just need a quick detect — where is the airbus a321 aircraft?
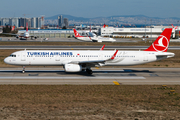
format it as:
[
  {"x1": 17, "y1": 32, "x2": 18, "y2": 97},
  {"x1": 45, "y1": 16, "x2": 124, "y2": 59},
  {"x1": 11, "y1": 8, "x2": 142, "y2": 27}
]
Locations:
[
  {"x1": 73, "y1": 29, "x2": 116, "y2": 42},
  {"x1": 4, "y1": 28, "x2": 174, "y2": 74}
]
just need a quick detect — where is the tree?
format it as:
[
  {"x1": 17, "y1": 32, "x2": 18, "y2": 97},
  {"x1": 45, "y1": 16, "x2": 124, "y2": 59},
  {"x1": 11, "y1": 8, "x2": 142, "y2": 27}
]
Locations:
[{"x1": 3, "y1": 25, "x2": 11, "y2": 33}]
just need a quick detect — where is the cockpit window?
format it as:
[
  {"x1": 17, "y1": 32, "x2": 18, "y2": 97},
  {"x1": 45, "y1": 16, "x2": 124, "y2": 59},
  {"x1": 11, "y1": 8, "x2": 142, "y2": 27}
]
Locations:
[{"x1": 9, "y1": 54, "x2": 16, "y2": 57}]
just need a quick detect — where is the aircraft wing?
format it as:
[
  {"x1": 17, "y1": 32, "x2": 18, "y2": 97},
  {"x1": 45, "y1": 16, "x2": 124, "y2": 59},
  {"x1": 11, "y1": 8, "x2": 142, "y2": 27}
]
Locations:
[
  {"x1": 0, "y1": 33, "x2": 18, "y2": 36},
  {"x1": 29, "y1": 35, "x2": 36, "y2": 37},
  {"x1": 0, "y1": 33, "x2": 26, "y2": 38},
  {"x1": 70, "y1": 60, "x2": 105, "y2": 64},
  {"x1": 68, "y1": 50, "x2": 118, "y2": 65}
]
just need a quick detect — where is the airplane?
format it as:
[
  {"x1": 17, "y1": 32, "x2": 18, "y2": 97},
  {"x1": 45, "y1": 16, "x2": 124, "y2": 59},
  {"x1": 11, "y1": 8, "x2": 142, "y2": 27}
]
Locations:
[
  {"x1": 88, "y1": 32, "x2": 116, "y2": 42},
  {"x1": 73, "y1": 29, "x2": 116, "y2": 42},
  {"x1": 4, "y1": 28, "x2": 174, "y2": 74},
  {"x1": 73, "y1": 29, "x2": 91, "y2": 42},
  {"x1": 1, "y1": 23, "x2": 37, "y2": 40}
]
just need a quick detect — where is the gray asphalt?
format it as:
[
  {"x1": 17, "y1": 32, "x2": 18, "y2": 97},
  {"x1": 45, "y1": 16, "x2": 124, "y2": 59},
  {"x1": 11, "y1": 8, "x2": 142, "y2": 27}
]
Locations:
[
  {"x1": 1, "y1": 37, "x2": 179, "y2": 50},
  {"x1": 0, "y1": 67, "x2": 179, "y2": 85},
  {"x1": 0, "y1": 37, "x2": 137, "y2": 43}
]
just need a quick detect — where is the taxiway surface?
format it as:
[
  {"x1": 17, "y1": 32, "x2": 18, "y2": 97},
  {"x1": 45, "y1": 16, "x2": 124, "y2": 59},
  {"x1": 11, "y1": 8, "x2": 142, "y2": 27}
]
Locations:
[
  {"x1": 0, "y1": 67, "x2": 179, "y2": 85},
  {"x1": 0, "y1": 37, "x2": 137, "y2": 43}
]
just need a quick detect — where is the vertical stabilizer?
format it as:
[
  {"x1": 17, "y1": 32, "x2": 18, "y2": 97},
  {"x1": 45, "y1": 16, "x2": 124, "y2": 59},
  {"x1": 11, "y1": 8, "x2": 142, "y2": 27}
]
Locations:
[
  {"x1": 26, "y1": 22, "x2": 28, "y2": 32},
  {"x1": 73, "y1": 29, "x2": 83, "y2": 37},
  {"x1": 144, "y1": 28, "x2": 172, "y2": 52}
]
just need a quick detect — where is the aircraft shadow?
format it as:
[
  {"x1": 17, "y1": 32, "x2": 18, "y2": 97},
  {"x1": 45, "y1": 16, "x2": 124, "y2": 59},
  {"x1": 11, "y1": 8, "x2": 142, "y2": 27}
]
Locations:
[{"x1": 0, "y1": 69, "x2": 153, "y2": 77}]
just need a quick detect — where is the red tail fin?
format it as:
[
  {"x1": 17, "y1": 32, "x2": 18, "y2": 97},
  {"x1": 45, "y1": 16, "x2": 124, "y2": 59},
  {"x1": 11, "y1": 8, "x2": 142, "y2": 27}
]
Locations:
[
  {"x1": 144, "y1": 28, "x2": 172, "y2": 52},
  {"x1": 73, "y1": 29, "x2": 82, "y2": 37},
  {"x1": 90, "y1": 24, "x2": 91, "y2": 32},
  {"x1": 11, "y1": 26, "x2": 15, "y2": 31},
  {"x1": 103, "y1": 24, "x2": 106, "y2": 28},
  {"x1": 26, "y1": 22, "x2": 28, "y2": 32}
]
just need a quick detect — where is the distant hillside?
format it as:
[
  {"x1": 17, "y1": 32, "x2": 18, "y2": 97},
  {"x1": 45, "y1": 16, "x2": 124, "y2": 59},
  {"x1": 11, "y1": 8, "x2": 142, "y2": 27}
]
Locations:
[
  {"x1": 45, "y1": 14, "x2": 180, "y2": 25},
  {"x1": 46, "y1": 14, "x2": 90, "y2": 21}
]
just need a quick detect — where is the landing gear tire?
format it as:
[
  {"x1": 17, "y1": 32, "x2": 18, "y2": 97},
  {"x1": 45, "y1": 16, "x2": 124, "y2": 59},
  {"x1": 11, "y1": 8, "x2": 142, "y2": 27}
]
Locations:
[
  {"x1": 22, "y1": 70, "x2": 25, "y2": 73},
  {"x1": 86, "y1": 68, "x2": 93, "y2": 75},
  {"x1": 22, "y1": 66, "x2": 25, "y2": 73}
]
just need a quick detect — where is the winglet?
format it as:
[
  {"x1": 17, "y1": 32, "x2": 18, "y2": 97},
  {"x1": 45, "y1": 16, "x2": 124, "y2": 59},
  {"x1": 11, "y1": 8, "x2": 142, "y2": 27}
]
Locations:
[
  {"x1": 111, "y1": 50, "x2": 118, "y2": 59},
  {"x1": 100, "y1": 45, "x2": 105, "y2": 50},
  {"x1": 171, "y1": 24, "x2": 178, "y2": 29}
]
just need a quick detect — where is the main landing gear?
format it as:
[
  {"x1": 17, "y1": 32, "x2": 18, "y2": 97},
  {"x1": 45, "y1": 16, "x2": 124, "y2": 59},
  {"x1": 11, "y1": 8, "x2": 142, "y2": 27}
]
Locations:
[
  {"x1": 22, "y1": 66, "x2": 25, "y2": 73},
  {"x1": 86, "y1": 68, "x2": 93, "y2": 75}
]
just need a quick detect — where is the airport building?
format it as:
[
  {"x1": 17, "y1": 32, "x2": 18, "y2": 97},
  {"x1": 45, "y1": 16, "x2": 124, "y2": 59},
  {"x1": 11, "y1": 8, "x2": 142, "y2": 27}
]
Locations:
[
  {"x1": 100, "y1": 26, "x2": 179, "y2": 39},
  {"x1": 17, "y1": 25, "x2": 179, "y2": 39},
  {"x1": 17, "y1": 29, "x2": 98, "y2": 38},
  {"x1": 18, "y1": 29, "x2": 74, "y2": 38}
]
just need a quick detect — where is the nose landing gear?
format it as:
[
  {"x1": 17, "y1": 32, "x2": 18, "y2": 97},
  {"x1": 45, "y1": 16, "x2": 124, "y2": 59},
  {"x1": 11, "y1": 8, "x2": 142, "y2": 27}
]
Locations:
[{"x1": 22, "y1": 66, "x2": 25, "y2": 73}]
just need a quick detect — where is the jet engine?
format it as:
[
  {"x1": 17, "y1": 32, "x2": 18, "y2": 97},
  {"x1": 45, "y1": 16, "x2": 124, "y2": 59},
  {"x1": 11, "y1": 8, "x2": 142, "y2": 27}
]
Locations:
[
  {"x1": 64, "y1": 64, "x2": 82, "y2": 72},
  {"x1": 16, "y1": 36, "x2": 19, "y2": 39}
]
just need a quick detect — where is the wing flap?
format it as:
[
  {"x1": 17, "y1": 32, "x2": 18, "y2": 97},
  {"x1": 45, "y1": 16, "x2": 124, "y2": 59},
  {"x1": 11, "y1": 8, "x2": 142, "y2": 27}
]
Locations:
[{"x1": 69, "y1": 60, "x2": 105, "y2": 64}]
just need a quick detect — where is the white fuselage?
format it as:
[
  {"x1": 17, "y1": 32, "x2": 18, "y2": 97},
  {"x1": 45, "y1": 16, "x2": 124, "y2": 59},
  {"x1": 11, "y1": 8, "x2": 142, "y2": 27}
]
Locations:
[
  {"x1": 91, "y1": 36, "x2": 116, "y2": 42},
  {"x1": 75, "y1": 36, "x2": 116, "y2": 42},
  {"x1": 4, "y1": 50, "x2": 174, "y2": 67},
  {"x1": 23, "y1": 32, "x2": 30, "y2": 38},
  {"x1": 75, "y1": 37, "x2": 91, "y2": 42}
]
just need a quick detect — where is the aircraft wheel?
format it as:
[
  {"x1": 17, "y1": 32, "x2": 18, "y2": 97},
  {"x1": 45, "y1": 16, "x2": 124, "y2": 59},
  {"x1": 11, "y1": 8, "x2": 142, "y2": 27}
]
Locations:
[
  {"x1": 22, "y1": 66, "x2": 25, "y2": 73},
  {"x1": 86, "y1": 69, "x2": 93, "y2": 75},
  {"x1": 22, "y1": 70, "x2": 25, "y2": 73}
]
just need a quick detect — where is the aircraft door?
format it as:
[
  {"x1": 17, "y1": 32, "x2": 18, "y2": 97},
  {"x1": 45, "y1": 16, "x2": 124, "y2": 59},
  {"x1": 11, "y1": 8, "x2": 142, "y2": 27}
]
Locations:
[
  {"x1": 21, "y1": 52, "x2": 26, "y2": 61},
  {"x1": 143, "y1": 53, "x2": 148, "y2": 61},
  {"x1": 98, "y1": 53, "x2": 104, "y2": 60},
  {"x1": 55, "y1": 55, "x2": 60, "y2": 61}
]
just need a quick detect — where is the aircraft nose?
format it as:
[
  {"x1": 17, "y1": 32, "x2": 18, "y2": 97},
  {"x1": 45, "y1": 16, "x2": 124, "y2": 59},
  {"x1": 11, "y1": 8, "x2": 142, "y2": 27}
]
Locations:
[{"x1": 4, "y1": 57, "x2": 11, "y2": 64}]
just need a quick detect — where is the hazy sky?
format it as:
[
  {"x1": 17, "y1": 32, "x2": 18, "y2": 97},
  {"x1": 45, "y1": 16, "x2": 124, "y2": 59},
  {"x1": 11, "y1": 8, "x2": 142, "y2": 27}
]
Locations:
[{"x1": 0, "y1": 0, "x2": 179, "y2": 18}]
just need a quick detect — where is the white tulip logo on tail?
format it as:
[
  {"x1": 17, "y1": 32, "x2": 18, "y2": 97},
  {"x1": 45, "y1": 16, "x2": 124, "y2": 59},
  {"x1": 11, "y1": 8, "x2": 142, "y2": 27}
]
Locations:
[
  {"x1": 144, "y1": 28, "x2": 172, "y2": 52},
  {"x1": 152, "y1": 35, "x2": 169, "y2": 52},
  {"x1": 76, "y1": 33, "x2": 79, "y2": 36},
  {"x1": 155, "y1": 37, "x2": 165, "y2": 47}
]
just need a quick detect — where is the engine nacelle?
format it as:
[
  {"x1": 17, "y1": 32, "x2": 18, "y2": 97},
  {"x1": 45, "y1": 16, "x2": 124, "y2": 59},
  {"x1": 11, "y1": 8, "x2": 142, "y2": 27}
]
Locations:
[
  {"x1": 97, "y1": 40, "x2": 102, "y2": 42},
  {"x1": 16, "y1": 36, "x2": 19, "y2": 39},
  {"x1": 64, "y1": 64, "x2": 82, "y2": 72}
]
